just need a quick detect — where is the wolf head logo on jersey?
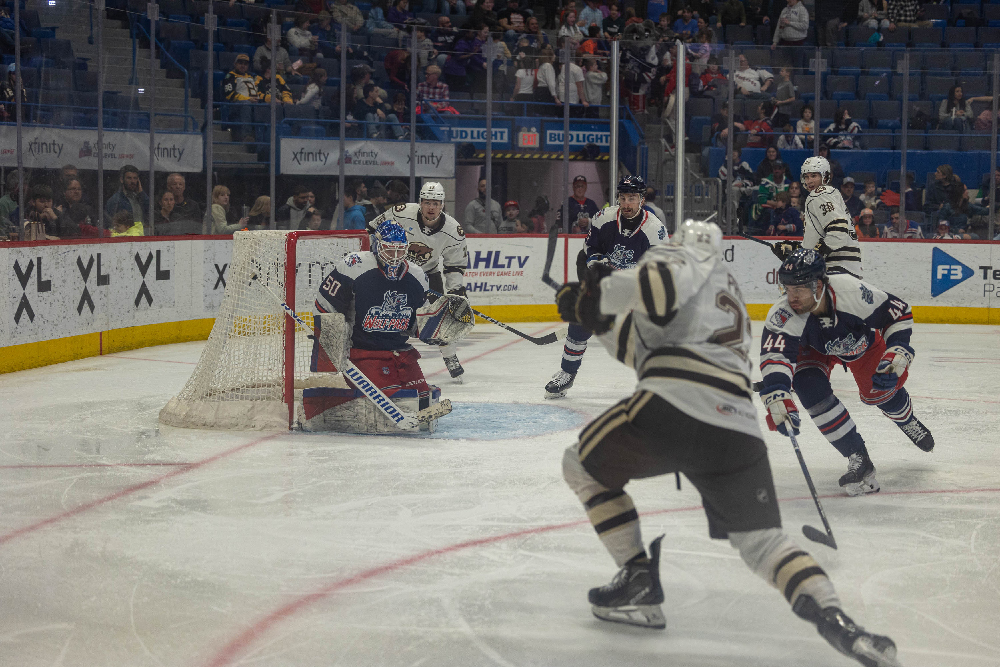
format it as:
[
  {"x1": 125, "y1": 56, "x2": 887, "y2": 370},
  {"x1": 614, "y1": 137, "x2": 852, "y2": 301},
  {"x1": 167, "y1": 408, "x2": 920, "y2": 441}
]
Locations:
[
  {"x1": 362, "y1": 291, "x2": 413, "y2": 332},
  {"x1": 606, "y1": 244, "x2": 637, "y2": 269},
  {"x1": 408, "y1": 241, "x2": 434, "y2": 265},
  {"x1": 824, "y1": 333, "x2": 869, "y2": 358}
]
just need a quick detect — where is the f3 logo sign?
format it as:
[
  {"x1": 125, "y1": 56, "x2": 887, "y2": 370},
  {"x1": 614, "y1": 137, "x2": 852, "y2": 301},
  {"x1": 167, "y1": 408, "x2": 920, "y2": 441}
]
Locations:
[{"x1": 931, "y1": 247, "x2": 973, "y2": 297}]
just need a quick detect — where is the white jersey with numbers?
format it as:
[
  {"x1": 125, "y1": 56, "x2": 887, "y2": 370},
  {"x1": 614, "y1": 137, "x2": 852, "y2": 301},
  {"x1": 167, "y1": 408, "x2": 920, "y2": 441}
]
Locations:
[
  {"x1": 368, "y1": 203, "x2": 469, "y2": 292},
  {"x1": 595, "y1": 243, "x2": 761, "y2": 438},
  {"x1": 803, "y1": 185, "x2": 863, "y2": 278}
]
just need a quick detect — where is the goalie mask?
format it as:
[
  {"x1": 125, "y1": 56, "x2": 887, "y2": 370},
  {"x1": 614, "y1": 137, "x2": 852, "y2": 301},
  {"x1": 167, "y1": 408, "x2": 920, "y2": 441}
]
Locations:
[{"x1": 371, "y1": 219, "x2": 410, "y2": 280}]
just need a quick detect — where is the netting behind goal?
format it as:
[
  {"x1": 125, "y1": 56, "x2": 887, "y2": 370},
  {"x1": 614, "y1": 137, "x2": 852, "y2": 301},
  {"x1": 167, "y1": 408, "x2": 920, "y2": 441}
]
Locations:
[{"x1": 160, "y1": 230, "x2": 368, "y2": 430}]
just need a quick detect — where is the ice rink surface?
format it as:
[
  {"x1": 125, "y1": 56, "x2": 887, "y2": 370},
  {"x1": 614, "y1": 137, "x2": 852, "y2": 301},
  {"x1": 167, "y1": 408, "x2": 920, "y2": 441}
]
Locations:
[{"x1": 1, "y1": 321, "x2": 998, "y2": 667}]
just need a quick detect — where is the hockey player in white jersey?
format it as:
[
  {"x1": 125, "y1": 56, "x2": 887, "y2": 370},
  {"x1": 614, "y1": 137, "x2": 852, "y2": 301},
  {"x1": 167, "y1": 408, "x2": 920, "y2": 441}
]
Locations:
[
  {"x1": 544, "y1": 175, "x2": 668, "y2": 398},
  {"x1": 367, "y1": 182, "x2": 471, "y2": 382},
  {"x1": 554, "y1": 220, "x2": 901, "y2": 667},
  {"x1": 771, "y1": 156, "x2": 863, "y2": 279},
  {"x1": 759, "y1": 248, "x2": 933, "y2": 496}
]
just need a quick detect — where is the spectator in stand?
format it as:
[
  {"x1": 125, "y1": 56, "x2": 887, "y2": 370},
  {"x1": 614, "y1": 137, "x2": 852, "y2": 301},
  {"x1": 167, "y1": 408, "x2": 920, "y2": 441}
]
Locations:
[
  {"x1": 311, "y1": 11, "x2": 338, "y2": 55},
  {"x1": 498, "y1": 200, "x2": 520, "y2": 233},
  {"x1": 105, "y1": 165, "x2": 149, "y2": 226},
  {"x1": 859, "y1": 179, "x2": 880, "y2": 210},
  {"x1": 881, "y1": 207, "x2": 923, "y2": 238},
  {"x1": 938, "y1": 182, "x2": 988, "y2": 235},
  {"x1": 795, "y1": 105, "x2": 815, "y2": 145},
  {"x1": 673, "y1": 7, "x2": 698, "y2": 41},
  {"x1": 470, "y1": 0, "x2": 497, "y2": 26},
  {"x1": 976, "y1": 168, "x2": 1000, "y2": 208},
  {"x1": 733, "y1": 54, "x2": 773, "y2": 98},
  {"x1": 330, "y1": 0, "x2": 365, "y2": 33},
  {"x1": 931, "y1": 220, "x2": 956, "y2": 240},
  {"x1": 341, "y1": 184, "x2": 367, "y2": 230},
  {"x1": 366, "y1": 0, "x2": 400, "y2": 39},
  {"x1": 622, "y1": 6, "x2": 642, "y2": 29},
  {"x1": 924, "y1": 164, "x2": 959, "y2": 216},
  {"x1": 255, "y1": 59, "x2": 294, "y2": 104},
  {"x1": 384, "y1": 49, "x2": 412, "y2": 92},
  {"x1": 788, "y1": 180, "x2": 803, "y2": 201},
  {"x1": 13, "y1": 185, "x2": 59, "y2": 239},
  {"x1": 719, "y1": 147, "x2": 756, "y2": 192},
  {"x1": 287, "y1": 16, "x2": 319, "y2": 61},
  {"x1": 351, "y1": 64, "x2": 388, "y2": 104},
  {"x1": 391, "y1": 92, "x2": 410, "y2": 134},
  {"x1": 110, "y1": 210, "x2": 144, "y2": 238},
  {"x1": 766, "y1": 191, "x2": 802, "y2": 236},
  {"x1": 700, "y1": 57, "x2": 727, "y2": 98},
  {"x1": 364, "y1": 182, "x2": 388, "y2": 222},
  {"x1": 253, "y1": 35, "x2": 293, "y2": 75},
  {"x1": 578, "y1": 25, "x2": 608, "y2": 58},
  {"x1": 53, "y1": 179, "x2": 96, "y2": 237},
  {"x1": 222, "y1": 54, "x2": 260, "y2": 143},
  {"x1": 418, "y1": 65, "x2": 450, "y2": 107},
  {"x1": 464, "y1": 178, "x2": 503, "y2": 233},
  {"x1": 753, "y1": 160, "x2": 791, "y2": 230},
  {"x1": 902, "y1": 173, "x2": 918, "y2": 213},
  {"x1": 0, "y1": 170, "x2": 24, "y2": 235},
  {"x1": 444, "y1": 25, "x2": 480, "y2": 94},
  {"x1": 689, "y1": 29, "x2": 712, "y2": 71},
  {"x1": 164, "y1": 173, "x2": 202, "y2": 228},
  {"x1": 754, "y1": 146, "x2": 782, "y2": 182},
  {"x1": 603, "y1": 4, "x2": 625, "y2": 39},
  {"x1": 277, "y1": 185, "x2": 315, "y2": 230},
  {"x1": 577, "y1": 0, "x2": 602, "y2": 30},
  {"x1": 886, "y1": 0, "x2": 931, "y2": 30},
  {"x1": 524, "y1": 16, "x2": 550, "y2": 49},
  {"x1": 777, "y1": 123, "x2": 803, "y2": 149},
  {"x1": 155, "y1": 191, "x2": 175, "y2": 230},
  {"x1": 582, "y1": 57, "x2": 607, "y2": 118},
  {"x1": 432, "y1": 16, "x2": 459, "y2": 70},
  {"x1": 817, "y1": 145, "x2": 844, "y2": 188},
  {"x1": 535, "y1": 45, "x2": 559, "y2": 114},
  {"x1": 386, "y1": 179, "x2": 410, "y2": 206},
  {"x1": 298, "y1": 68, "x2": 326, "y2": 110},
  {"x1": 559, "y1": 175, "x2": 600, "y2": 231},
  {"x1": 246, "y1": 196, "x2": 271, "y2": 229},
  {"x1": 0, "y1": 63, "x2": 25, "y2": 123},
  {"x1": 557, "y1": 51, "x2": 589, "y2": 117},
  {"x1": 840, "y1": 177, "x2": 864, "y2": 220},
  {"x1": 514, "y1": 217, "x2": 532, "y2": 233},
  {"x1": 205, "y1": 185, "x2": 249, "y2": 234},
  {"x1": 772, "y1": 0, "x2": 809, "y2": 51},
  {"x1": 387, "y1": 0, "x2": 415, "y2": 27},
  {"x1": 511, "y1": 55, "x2": 538, "y2": 104},
  {"x1": 528, "y1": 194, "x2": 549, "y2": 232},
  {"x1": 643, "y1": 187, "x2": 667, "y2": 223},
  {"x1": 661, "y1": 44, "x2": 692, "y2": 143},
  {"x1": 859, "y1": 0, "x2": 890, "y2": 30},
  {"x1": 744, "y1": 100, "x2": 775, "y2": 148},
  {"x1": 558, "y1": 11, "x2": 586, "y2": 49},
  {"x1": 404, "y1": 25, "x2": 437, "y2": 71},
  {"x1": 856, "y1": 208, "x2": 879, "y2": 238},
  {"x1": 823, "y1": 108, "x2": 862, "y2": 149},
  {"x1": 301, "y1": 207, "x2": 324, "y2": 231},
  {"x1": 772, "y1": 66, "x2": 795, "y2": 118},
  {"x1": 354, "y1": 83, "x2": 406, "y2": 139},
  {"x1": 815, "y1": 0, "x2": 852, "y2": 48},
  {"x1": 939, "y1": 86, "x2": 993, "y2": 134},
  {"x1": 718, "y1": 0, "x2": 747, "y2": 28},
  {"x1": 440, "y1": 0, "x2": 467, "y2": 15},
  {"x1": 744, "y1": 0, "x2": 772, "y2": 28}
]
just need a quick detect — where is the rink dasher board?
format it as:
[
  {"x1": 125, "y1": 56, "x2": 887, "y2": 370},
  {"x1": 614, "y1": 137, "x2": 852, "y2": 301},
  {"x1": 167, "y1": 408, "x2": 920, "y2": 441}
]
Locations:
[{"x1": 1, "y1": 237, "x2": 998, "y2": 374}]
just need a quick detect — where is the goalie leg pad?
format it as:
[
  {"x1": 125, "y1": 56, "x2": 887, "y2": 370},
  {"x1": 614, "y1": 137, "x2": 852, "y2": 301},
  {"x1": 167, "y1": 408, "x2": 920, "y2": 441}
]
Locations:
[
  {"x1": 315, "y1": 311, "x2": 352, "y2": 372},
  {"x1": 301, "y1": 387, "x2": 442, "y2": 433},
  {"x1": 416, "y1": 295, "x2": 475, "y2": 345}
]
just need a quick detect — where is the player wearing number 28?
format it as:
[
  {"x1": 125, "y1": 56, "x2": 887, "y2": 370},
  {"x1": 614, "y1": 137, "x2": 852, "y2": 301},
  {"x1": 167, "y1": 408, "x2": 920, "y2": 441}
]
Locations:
[
  {"x1": 555, "y1": 222, "x2": 901, "y2": 667},
  {"x1": 760, "y1": 249, "x2": 933, "y2": 497}
]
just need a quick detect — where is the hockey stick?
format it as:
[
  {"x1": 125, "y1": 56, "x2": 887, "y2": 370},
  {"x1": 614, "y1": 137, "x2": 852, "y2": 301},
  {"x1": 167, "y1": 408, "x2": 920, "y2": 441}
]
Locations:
[
  {"x1": 788, "y1": 432, "x2": 838, "y2": 550},
  {"x1": 428, "y1": 290, "x2": 567, "y2": 345},
  {"x1": 250, "y1": 274, "x2": 452, "y2": 430},
  {"x1": 739, "y1": 231, "x2": 777, "y2": 249},
  {"x1": 540, "y1": 221, "x2": 563, "y2": 291}
]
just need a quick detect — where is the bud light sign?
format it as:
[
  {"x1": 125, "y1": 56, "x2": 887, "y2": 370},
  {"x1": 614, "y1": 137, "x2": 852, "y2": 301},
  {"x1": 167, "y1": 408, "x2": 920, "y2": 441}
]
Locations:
[
  {"x1": 543, "y1": 124, "x2": 611, "y2": 151},
  {"x1": 448, "y1": 125, "x2": 511, "y2": 148}
]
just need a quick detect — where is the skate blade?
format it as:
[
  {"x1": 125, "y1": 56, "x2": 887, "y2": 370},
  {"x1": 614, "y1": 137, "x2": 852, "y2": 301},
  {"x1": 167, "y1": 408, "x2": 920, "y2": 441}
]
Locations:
[
  {"x1": 843, "y1": 473, "x2": 880, "y2": 497},
  {"x1": 544, "y1": 390, "x2": 567, "y2": 399},
  {"x1": 851, "y1": 636, "x2": 901, "y2": 667},
  {"x1": 591, "y1": 604, "x2": 666, "y2": 630}
]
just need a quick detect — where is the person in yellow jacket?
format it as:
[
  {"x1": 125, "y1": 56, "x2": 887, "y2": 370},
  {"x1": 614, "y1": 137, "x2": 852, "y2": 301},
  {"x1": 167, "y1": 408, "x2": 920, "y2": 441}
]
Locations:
[
  {"x1": 254, "y1": 58, "x2": 294, "y2": 104},
  {"x1": 110, "y1": 210, "x2": 144, "y2": 237},
  {"x1": 222, "y1": 53, "x2": 260, "y2": 142}
]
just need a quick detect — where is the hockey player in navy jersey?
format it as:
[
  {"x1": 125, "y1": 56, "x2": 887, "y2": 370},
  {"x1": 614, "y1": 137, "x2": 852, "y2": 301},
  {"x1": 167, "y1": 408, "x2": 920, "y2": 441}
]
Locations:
[
  {"x1": 302, "y1": 219, "x2": 472, "y2": 432},
  {"x1": 544, "y1": 175, "x2": 668, "y2": 398},
  {"x1": 760, "y1": 249, "x2": 933, "y2": 496}
]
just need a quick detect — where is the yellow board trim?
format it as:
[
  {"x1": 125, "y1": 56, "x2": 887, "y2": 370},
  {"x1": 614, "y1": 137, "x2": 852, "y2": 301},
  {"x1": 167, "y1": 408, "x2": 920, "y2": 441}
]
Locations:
[{"x1": 472, "y1": 303, "x2": 560, "y2": 322}]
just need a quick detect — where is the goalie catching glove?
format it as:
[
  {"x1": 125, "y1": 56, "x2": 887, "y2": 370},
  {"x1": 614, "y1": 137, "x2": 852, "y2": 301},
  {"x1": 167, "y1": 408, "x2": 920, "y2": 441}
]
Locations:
[
  {"x1": 556, "y1": 263, "x2": 615, "y2": 335},
  {"x1": 762, "y1": 388, "x2": 800, "y2": 436},
  {"x1": 872, "y1": 346, "x2": 913, "y2": 391},
  {"x1": 416, "y1": 294, "x2": 474, "y2": 345}
]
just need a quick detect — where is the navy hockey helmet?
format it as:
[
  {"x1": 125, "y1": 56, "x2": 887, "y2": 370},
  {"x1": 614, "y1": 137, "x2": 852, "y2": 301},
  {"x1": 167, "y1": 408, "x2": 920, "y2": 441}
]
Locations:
[
  {"x1": 371, "y1": 218, "x2": 409, "y2": 280},
  {"x1": 778, "y1": 248, "x2": 826, "y2": 287},
  {"x1": 617, "y1": 175, "x2": 646, "y2": 197}
]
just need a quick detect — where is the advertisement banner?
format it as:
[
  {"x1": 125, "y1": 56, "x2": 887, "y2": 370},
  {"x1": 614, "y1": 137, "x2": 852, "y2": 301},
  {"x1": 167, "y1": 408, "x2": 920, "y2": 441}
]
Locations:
[
  {"x1": 542, "y1": 122, "x2": 611, "y2": 151},
  {"x1": 280, "y1": 139, "x2": 455, "y2": 177},
  {"x1": 0, "y1": 127, "x2": 204, "y2": 172}
]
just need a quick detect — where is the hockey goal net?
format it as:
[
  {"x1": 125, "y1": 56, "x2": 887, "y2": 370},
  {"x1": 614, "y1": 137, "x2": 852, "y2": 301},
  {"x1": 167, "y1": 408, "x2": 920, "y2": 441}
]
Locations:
[{"x1": 159, "y1": 230, "x2": 369, "y2": 430}]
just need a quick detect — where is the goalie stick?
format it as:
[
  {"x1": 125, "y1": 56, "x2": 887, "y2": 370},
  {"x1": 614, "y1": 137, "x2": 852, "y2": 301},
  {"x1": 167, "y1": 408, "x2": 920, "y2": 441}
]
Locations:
[
  {"x1": 428, "y1": 290, "x2": 567, "y2": 345},
  {"x1": 250, "y1": 274, "x2": 452, "y2": 430}
]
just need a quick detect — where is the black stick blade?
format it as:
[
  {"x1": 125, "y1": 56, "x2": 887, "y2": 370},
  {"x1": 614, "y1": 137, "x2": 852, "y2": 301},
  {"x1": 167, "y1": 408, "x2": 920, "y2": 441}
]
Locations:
[{"x1": 802, "y1": 525, "x2": 837, "y2": 550}]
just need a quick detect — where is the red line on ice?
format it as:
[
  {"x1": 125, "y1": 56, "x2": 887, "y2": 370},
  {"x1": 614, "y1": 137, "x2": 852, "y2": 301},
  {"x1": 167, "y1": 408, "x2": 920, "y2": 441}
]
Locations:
[
  {"x1": 107, "y1": 356, "x2": 198, "y2": 365},
  {"x1": 201, "y1": 487, "x2": 1000, "y2": 667},
  {"x1": 0, "y1": 435, "x2": 280, "y2": 547},
  {"x1": 0, "y1": 462, "x2": 193, "y2": 469}
]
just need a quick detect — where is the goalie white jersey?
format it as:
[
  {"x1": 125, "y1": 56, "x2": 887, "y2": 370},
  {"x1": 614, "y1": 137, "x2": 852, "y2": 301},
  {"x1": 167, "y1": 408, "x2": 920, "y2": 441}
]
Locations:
[
  {"x1": 595, "y1": 243, "x2": 760, "y2": 438},
  {"x1": 803, "y1": 185, "x2": 863, "y2": 278},
  {"x1": 368, "y1": 203, "x2": 469, "y2": 292}
]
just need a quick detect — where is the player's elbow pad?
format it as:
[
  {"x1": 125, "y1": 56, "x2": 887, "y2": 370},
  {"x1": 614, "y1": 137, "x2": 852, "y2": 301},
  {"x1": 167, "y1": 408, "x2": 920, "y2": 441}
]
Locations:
[{"x1": 638, "y1": 261, "x2": 677, "y2": 326}]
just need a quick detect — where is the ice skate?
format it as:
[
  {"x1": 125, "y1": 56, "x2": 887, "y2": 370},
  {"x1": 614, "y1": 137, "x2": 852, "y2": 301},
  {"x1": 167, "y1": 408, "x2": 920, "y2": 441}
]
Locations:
[
  {"x1": 588, "y1": 536, "x2": 666, "y2": 629},
  {"x1": 443, "y1": 355, "x2": 464, "y2": 383},
  {"x1": 794, "y1": 596, "x2": 902, "y2": 667},
  {"x1": 898, "y1": 417, "x2": 934, "y2": 452},
  {"x1": 839, "y1": 452, "x2": 879, "y2": 496},
  {"x1": 544, "y1": 370, "x2": 575, "y2": 399}
]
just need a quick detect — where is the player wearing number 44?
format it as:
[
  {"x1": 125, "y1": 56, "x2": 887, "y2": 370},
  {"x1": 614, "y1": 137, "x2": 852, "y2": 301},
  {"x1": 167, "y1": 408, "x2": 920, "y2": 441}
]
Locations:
[{"x1": 760, "y1": 249, "x2": 934, "y2": 497}]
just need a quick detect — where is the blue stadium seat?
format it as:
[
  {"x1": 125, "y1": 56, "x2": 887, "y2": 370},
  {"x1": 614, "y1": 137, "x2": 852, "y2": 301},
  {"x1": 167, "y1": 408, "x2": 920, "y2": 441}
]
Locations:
[
  {"x1": 188, "y1": 49, "x2": 215, "y2": 70},
  {"x1": 169, "y1": 14, "x2": 191, "y2": 24},
  {"x1": 921, "y1": 51, "x2": 952, "y2": 76},
  {"x1": 927, "y1": 131, "x2": 961, "y2": 152},
  {"x1": 911, "y1": 27, "x2": 942, "y2": 48},
  {"x1": 891, "y1": 74, "x2": 920, "y2": 100},
  {"x1": 298, "y1": 124, "x2": 326, "y2": 138},
  {"x1": 725, "y1": 25, "x2": 753, "y2": 44},
  {"x1": 847, "y1": 25, "x2": 876, "y2": 46},
  {"x1": 40, "y1": 38, "x2": 73, "y2": 63},
  {"x1": 858, "y1": 74, "x2": 890, "y2": 100},
  {"x1": 168, "y1": 40, "x2": 196, "y2": 68},
  {"x1": 31, "y1": 27, "x2": 55, "y2": 39},
  {"x1": 902, "y1": 132, "x2": 927, "y2": 151},
  {"x1": 925, "y1": 76, "x2": 955, "y2": 103},
  {"x1": 865, "y1": 133, "x2": 894, "y2": 150},
  {"x1": 218, "y1": 51, "x2": 239, "y2": 71},
  {"x1": 961, "y1": 134, "x2": 994, "y2": 151},
  {"x1": 218, "y1": 27, "x2": 250, "y2": 49},
  {"x1": 839, "y1": 100, "x2": 870, "y2": 123},
  {"x1": 944, "y1": 27, "x2": 976, "y2": 48},
  {"x1": 226, "y1": 18, "x2": 251, "y2": 30},
  {"x1": 882, "y1": 27, "x2": 908, "y2": 49},
  {"x1": 960, "y1": 75, "x2": 989, "y2": 98},
  {"x1": 159, "y1": 22, "x2": 190, "y2": 45},
  {"x1": 833, "y1": 49, "x2": 862, "y2": 74},
  {"x1": 922, "y1": 4, "x2": 948, "y2": 21},
  {"x1": 159, "y1": 0, "x2": 187, "y2": 18},
  {"x1": 862, "y1": 49, "x2": 892, "y2": 75},
  {"x1": 40, "y1": 69, "x2": 71, "y2": 90},
  {"x1": 978, "y1": 27, "x2": 1000, "y2": 47},
  {"x1": 952, "y1": 3, "x2": 981, "y2": 19}
]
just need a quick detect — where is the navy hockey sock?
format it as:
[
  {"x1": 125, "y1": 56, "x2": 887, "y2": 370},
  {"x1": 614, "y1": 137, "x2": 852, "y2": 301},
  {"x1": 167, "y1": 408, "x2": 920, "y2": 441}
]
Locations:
[
  {"x1": 877, "y1": 389, "x2": 913, "y2": 426},
  {"x1": 561, "y1": 324, "x2": 592, "y2": 376},
  {"x1": 804, "y1": 394, "x2": 866, "y2": 457}
]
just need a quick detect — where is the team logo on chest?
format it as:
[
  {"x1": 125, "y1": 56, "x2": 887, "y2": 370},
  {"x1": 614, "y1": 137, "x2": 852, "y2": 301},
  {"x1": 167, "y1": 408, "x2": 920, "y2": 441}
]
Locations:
[
  {"x1": 363, "y1": 291, "x2": 413, "y2": 332},
  {"x1": 824, "y1": 333, "x2": 869, "y2": 358},
  {"x1": 408, "y1": 241, "x2": 434, "y2": 265},
  {"x1": 606, "y1": 244, "x2": 637, "y2": 269}
]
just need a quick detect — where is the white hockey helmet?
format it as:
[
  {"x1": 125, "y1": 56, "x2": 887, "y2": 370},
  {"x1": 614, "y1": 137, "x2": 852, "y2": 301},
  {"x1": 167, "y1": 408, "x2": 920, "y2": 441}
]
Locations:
[
  {"x1": 673, "y1": 219, "x2": 723, "y2": 258},
  {"x1": 800, "y1": 156, "x2": 832, "y2": 185},
  {"x1": 419, "y1": 181, "x2": 446, "y2": 202}
]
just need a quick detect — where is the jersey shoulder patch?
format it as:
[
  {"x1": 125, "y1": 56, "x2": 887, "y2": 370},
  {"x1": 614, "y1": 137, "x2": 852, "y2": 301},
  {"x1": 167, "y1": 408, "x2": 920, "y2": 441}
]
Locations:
[
  {"x1": 440, "y1": 213, "x2": 466, "y2": 240},
  {"x1": 339, "y1": 251, "x2": 378, "y2": 279},
  {"x1": 828, "y1": 274, "x2": 881, "y2": 318},
  {"x1": 590, "y1": 206, "x2": 619, "y2": 229},
  {"x1": 642, "y1": 216, "x2": 668, "y2": 244},
  {"x1": 764, "y1": 298, "x2": 807, "y2": 336}
]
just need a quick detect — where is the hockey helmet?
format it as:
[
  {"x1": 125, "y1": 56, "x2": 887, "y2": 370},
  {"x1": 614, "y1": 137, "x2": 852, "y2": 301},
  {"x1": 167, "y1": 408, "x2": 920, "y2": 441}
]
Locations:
[
  {"x1": 777, "y1": 248, "x2": 826, "y2": 287},
  {"x1": 800, "y1": 156, "x2": 832, "y2": 185},
  {"x1": 673, "y1": 219, "x2": 722, "y2": 258},
  {"x1": 371, "y1": 219, "x2": 410, "y2": 280},
  {"x1": 617, "y1": 175, "x2": 647, "y2": 197},
  {"x1": 419, "y1": 181, "x2": 446, "y2": 202}
]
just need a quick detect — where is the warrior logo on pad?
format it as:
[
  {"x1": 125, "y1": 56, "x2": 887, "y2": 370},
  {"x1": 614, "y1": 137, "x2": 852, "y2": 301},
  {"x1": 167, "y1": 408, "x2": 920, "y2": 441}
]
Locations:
[{"x1": 363, "y1": 291, "x2": 413, "y2": 332}]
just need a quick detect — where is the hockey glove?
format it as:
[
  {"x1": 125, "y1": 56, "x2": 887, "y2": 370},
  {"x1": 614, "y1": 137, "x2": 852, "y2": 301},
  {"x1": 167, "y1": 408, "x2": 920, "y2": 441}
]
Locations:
[
  {"x1": 556, "y1": 282, "x2": 583, "y2": 323},
  {"x1": 872, "y1": 346, "x2": 913, "y2": 391},
  {"x1": 576, "y1": 263, "x2": 615, "y2": 335},
  {"x1": 771, "y1": 239, "x2": 801, "y2": 261},
  {"x1": 762, "y1": 389, "x2": 800, "y2": 436}
]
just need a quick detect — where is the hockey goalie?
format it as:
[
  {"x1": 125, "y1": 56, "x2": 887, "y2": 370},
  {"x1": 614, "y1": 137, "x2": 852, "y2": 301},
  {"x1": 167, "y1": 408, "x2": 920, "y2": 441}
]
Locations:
[{"x1": 300, "y1": 219, "x2": 474, "y2": 433}]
